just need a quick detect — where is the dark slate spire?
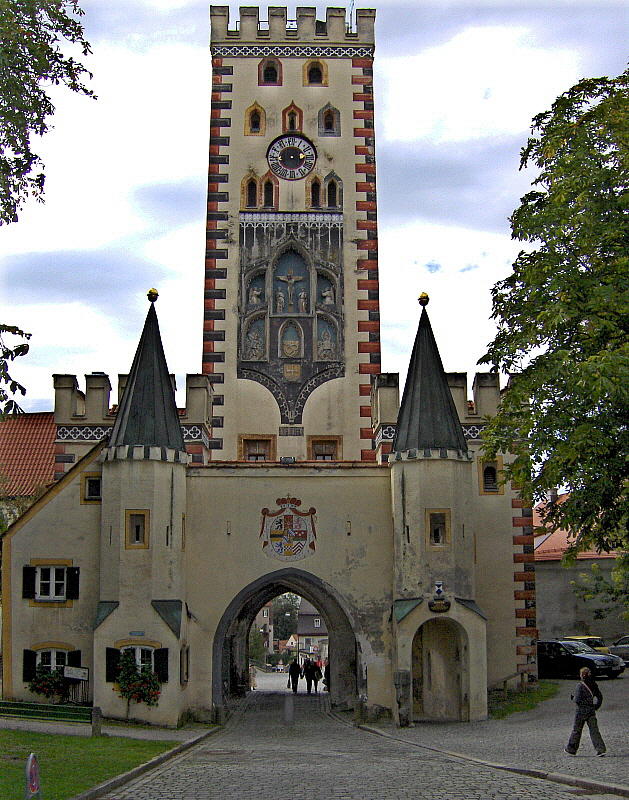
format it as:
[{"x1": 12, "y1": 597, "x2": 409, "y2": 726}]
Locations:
[
  {"x1": 393, "y1": 295, "x2": 467, "y2": 453},
  {"x1": 109, "y1": 291, "x2": 185, "y2": 451}
]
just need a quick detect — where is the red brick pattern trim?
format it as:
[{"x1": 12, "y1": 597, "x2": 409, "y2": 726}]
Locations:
[
  {"x1": 512, "y1": 499, "x2": 537, "y2": 678},
  {"x1": 202, "y1": 57, "x2": 232, "y2": 455},
  {"x1": 352, "y1": 56, "x2": 380, "y2": 461}
]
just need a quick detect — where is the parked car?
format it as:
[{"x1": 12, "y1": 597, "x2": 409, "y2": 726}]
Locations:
[
  {"x1": 609, "y1": 635, "x2": 629, "y2": 666},
  {"x1": 537, "y1": 639, "x2": 625, "y2": 679},
  {"x1": 562, "y1": 635, "x2": 609, "y2": 653}
]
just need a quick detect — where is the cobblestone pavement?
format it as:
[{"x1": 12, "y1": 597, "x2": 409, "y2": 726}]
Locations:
[
  {"x1": 103, "y1": 687, "x2": 625, "y2": 800},
  {"x1": 363, "y1": 674, "x2": 629, "y2": 792}
]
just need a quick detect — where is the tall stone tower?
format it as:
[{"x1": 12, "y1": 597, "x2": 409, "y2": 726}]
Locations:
[{"x1": 204, "y1": 6, "x2": 379, "y2": 462}]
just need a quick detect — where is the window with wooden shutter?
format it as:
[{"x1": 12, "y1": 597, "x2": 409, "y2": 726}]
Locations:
[
  {"x1": 154, "y1": 648, "x2": 169, "y2": 683},
  {"x1": 105, "y1": 647, "x2": 120, "y2": 682},
  {"x1": 66, "y1": 567, "x2": 80, "y2": 599},
  {"x1": 23, "y1": 649, "x2": 37, "y2": 682},
  {"x1": 67, "y1": 650, "x2": 82, "y2": 667},
  {"x1": 22, "y1": 566, "x2": 36, "y2": 598}
]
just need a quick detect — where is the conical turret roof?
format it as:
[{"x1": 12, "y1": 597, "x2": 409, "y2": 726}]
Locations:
[
  {"x1": 109, "y1": 297, "x2": 185, "y2": 451},
  {"x1": 393, "y1": 305, "x2": 467, "y2": 453}
]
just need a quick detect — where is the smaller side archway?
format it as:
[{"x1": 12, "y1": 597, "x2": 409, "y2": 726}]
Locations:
[{"x1": 412, "y1": 618, "x2": 466, "y2": 721}]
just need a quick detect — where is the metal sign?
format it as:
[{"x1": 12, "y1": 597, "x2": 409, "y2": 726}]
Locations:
[
  {"x1": 25, "y1": 753, "x2": 41, "y2": 799},
  {"x1": 64, "y1": 665, "x2": 89, "y2": 681}
]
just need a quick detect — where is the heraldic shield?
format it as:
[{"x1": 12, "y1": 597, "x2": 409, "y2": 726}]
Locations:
[{"x1": 260, "y1": 497, "x2": 317, "y2": 562}]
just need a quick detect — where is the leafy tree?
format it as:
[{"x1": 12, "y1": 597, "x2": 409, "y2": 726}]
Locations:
[
  {"x1": 571, "y1": 554, "x2": 629, "y2": 621},
  {"x1": 272, "y1": 592, "x2": 300, "y2": 640},
  {"x1": 1, "y1": 324, "x2": 31, "y2": 414},
  {"x1": 248, "y1": 626, "x2": 265, "y2": 663},
  {"x1": 0, "y1": 0, "x2": 95, "y2": 224},
  {"x1": 480, "y1": 67, "x2": 629, "y2": 605},
  {"x1": 116, "y1": 650, "x2": 161, "y2": 717}
]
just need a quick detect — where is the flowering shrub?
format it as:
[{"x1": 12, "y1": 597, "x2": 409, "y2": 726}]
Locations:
[
  {"x1": 29, "y1": 665, "x2": 69, "y2": 701},
  {"x1": 116, "y1": 650, "x2": 161, "y2": 714}
]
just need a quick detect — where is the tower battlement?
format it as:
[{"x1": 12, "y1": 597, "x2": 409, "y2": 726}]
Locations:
[{"x1": 210, "y1": 6, "x2": 375, "y2": 45}]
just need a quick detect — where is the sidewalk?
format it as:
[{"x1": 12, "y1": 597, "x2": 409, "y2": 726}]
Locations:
[
  {"x1": 0, "y1": 714, "x2": 211, "y2": 741},
  {"x1": 351, "y1": 677, "x2": 629, "y2": 797}
]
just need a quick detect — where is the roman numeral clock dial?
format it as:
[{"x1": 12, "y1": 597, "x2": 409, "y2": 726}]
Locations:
[{"x1": 267, "y1": 135, "x2": 317, "y2": 180}]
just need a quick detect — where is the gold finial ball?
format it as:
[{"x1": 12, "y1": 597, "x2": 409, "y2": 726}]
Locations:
[
  {"x1": 418, "y1": 292, "x2": 429, "y2": 307},
  {"x1": 147, "y1": 288, "x2": 159, "y2": 303}
]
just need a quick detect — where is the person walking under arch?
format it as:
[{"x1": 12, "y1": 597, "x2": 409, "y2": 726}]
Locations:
[
  {"x1": 303, "y1": 659, "x2": 320, "y2": 694},
  {"x1": 288, "y1": 658, "x2": 302, "y2": 694},
  {"x1": 565, "y1": 666, "x2": 606, "y2": 756}
]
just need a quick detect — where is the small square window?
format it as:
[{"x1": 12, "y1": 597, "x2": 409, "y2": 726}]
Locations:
[
  {"x1": 125, "y1": 510, "x2": 150, "y2": 549},
  {"x1": 239, "y1": 435, "x2": 276, "y2": 462},
  {"x1": 37, "y1": 648, "x2": 67, "y2": 671},
  {"x1": 262, "y1": 608, "x2": 269, "y2": 617},
  {"x1": 425, "y1": 509, "x2": 451, "y2": 549},
  {"x1": 314, "y1": 618, "x2": 321, "y2": 628},
  {"x1": 81, "y1": 472, "x2": 102, "y2": 503},
  {"x1": 478, "y1": 457, "x2": 504, "y2": 495},
  {"x1": 308, "y1": 436, "x2": 342, "y2": 461}
]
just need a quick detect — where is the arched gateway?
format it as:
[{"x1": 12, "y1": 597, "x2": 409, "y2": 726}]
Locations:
[{"x1": 213, "y1": 569, "x2": 359, "y2": 711}]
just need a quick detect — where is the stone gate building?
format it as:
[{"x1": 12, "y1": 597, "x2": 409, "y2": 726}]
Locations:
[{"x1": 1, "y1": 6, "x2": 537, "y2": 726}]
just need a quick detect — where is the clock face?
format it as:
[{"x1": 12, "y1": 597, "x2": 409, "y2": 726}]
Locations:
[{"x1": 267, "y1": 135, "x2": 317, "y2": 180}]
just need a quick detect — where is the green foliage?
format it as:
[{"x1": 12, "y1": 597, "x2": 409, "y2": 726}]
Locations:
[
  {"x1": 0, "y1": 323, "x2": 31, "y2": 413},
  {"x1": 28, "y1": 665, "x2": 69, "y2": 701},
  {"x1": 0, "y1": 0, "x2": 95, "y2": 224},
  {"x1": 248, "y1": 626, "x2": 265, "y2": 663},
  {"x1": 0, "y1": 728, "x2": 176, "y2": 800},
  {"x1": 116, "y1": 650, "x2": 161, "y2": 710},
  {"x1": 571, "y1": 554, "x2": 629, "y2": 621},
  {"x1": 272, "y1": 592, "x2": 300, "y2": 640},
  {"x1": 480, "y1": 67, "x2": 629, "y2": 600}
]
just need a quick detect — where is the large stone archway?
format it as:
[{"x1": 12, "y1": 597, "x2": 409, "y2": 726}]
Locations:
[{"x1": 212, "y1": 568, "x2": 360, "y2": 713}]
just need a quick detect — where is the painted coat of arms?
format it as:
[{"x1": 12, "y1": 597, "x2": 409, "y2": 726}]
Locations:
[{"x1": 260, "y1": 497, "x2": 317, "y2": 561}]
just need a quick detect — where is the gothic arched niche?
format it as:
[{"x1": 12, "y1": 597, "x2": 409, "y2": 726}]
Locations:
[
  {"x1": 242, "y1": 315, "x2": 266, "y2": 362},
  {"x1": 246, "y1": 270, "x2": 266, "y2": 308},
  {"x1": 316, "y1": 270, "x2": 337, "y2": 309},
  {"x1": 278, "y1": 319, "x2": 304, "y2": 359},
  {"x1": 273, "y1": 249, "x2": 309, "y2": 315},
  {"x1": 315, "y1": 315, "x2": 339, "y2": 362}
]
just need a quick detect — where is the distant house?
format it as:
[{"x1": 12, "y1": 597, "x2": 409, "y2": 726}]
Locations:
[
  {"x1": 534, "y1": 496, "x2": 623, "y2": 641},
  {"x1": 297, "y1": 599, "x2": 328, "y2": 664},
  {"x1": 253, "y1": 601, "x2": 274, "y2": 654}
]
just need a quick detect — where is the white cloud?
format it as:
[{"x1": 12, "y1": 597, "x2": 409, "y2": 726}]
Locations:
[{"x1": 380, "y1": 26, "x2": 579, "y2": 143}]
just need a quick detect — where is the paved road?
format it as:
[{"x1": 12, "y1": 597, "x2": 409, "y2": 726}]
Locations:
[{"x1": 103, "y1": 678, "x2": 626, "y2": 800}]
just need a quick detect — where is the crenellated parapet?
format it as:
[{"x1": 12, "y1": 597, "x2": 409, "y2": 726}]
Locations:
[{"x1": 210, "y1": 6, "x2": 375, "y2": 48}]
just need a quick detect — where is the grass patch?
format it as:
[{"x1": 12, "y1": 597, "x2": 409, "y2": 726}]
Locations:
[
  {"x1": 0, "y1": 729, "x2": 178, "y2": 800},
  {"x1": 489, "y1": 680, "x2": 560, "y2": 719}
]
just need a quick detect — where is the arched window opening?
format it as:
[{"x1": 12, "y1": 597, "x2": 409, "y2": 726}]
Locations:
[
  {"x1": 263, "y1": 180, "x2": 274, "y2": 208},
  {"x1": 246, "y1": 179, "x2": 257, "y2": 208},
  {"x1": 308, "y1": 63, "x2": 323, "y2": 84},
  {"x1": 483, "y1": 465, "x2": 498, "y2": 492},
  {"x1": 324, "y1": 110, "x2": 335, "y2": 131},
  {"x1": 263, "y1": 62, "x2": 278, "y2": 83},
  {"x1": 311, "y1": 179, "x2": 321, "y2": 208},
  {"x1": 327, "y1": 180, "x2": 337, "y2": 208},
  {"x1": 288, "y1": 112, "x2": 297, "y2": 131},
  {"x1": 250, "y1": 110, "x2": 261, "y2": 133}
]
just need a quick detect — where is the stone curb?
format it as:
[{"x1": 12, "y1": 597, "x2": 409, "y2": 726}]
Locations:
[
  {"x1": 68, "y1": 727, "x2": 220, "y2": 800},
  {"x1": 330, "y1": 712, "x2": 629, "y2": 799}
]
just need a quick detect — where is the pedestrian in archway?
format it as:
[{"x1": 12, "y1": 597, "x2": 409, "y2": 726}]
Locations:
[
  {"x1": 313, "y1": 661, "x2": 322, "y2": 693},
  {"x1": 565, "y1": 667, "x2": 606, "y2": 756},
  {"x1": 288, "y1": 658, "x2": 302, "y2": 694},
  {"x1": 323, "y1": 659, "x2": 330, "y2": 692},
  {"x1": 303, "y1": 658, "x2": 319, "y2": 694}
]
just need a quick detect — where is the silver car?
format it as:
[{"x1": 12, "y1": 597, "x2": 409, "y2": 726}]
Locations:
[{"x1": 609, "y1": 635, "x2": 629, "y2": 666}]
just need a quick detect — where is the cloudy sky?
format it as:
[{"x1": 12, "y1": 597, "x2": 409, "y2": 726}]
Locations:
[{"x1": 1, "y1": 0, "x2": 627, "y2": 411}]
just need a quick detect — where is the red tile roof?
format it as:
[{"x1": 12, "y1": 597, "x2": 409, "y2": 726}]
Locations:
[
  {"x1": 534, "y1": 494, "x2": 616, "y2": 561},
  {"x1": 0, "y1": 412, "x2": 57, "y2": 497}
]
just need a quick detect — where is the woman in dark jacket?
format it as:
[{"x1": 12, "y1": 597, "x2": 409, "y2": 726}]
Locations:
[{"x1": 565, "y1": 666, "x2": 606, "y2": 756}]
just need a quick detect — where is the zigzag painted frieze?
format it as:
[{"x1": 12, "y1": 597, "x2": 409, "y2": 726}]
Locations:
[{"x1": 211, "y1": 44, "x2": 374, "y2": 59}]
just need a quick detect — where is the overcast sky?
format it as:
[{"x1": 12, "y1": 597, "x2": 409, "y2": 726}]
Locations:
[{"x1": 1, "y1": 0, "x2": 627, "y2": 412}]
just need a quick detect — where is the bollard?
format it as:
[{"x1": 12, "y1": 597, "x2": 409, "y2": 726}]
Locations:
[
  {"x1": 283, "y1": 693, "x2": 294, "y2": 725},
  {"x1": 25, "y1": 752, "x2": 41, "y2": 799},
  {"x1": 91, "y1": 706, "x2": 102, "y2": 737}
]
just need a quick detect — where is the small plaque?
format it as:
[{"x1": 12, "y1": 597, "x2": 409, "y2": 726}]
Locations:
[
  {"x1": 283, "y1": 363, "x2": 301, "y2": 381},
  {"x1": 428, "y1": 598, "x2": 451, "y2": 613},
  {"x1": 129, "y1": 631, "x2": 145, "y2": 636},
  {"x1": 64, "y1": 665, "x2": 89, "y2": 681}
]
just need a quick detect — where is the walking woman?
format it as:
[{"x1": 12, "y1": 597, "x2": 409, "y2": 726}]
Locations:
[{"x1": 565, "y1": 666, "x2": 606, "y2": 756}]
